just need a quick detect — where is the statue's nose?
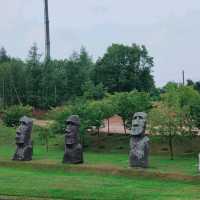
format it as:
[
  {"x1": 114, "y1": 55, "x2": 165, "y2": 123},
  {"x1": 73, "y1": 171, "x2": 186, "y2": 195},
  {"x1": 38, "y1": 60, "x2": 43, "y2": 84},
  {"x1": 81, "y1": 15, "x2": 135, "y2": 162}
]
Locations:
[
  {"x1": 133, "y1": 119, "x2": 139, "y2": 126},
  {"x1": 16, "y1": 129, "x2": 21, "y2": 135},
  {"x1": 65, "y1": 128, "x2": 70, "y2": 132},
  {"x1": 133, "y1": 118, "x2": 139, "y2": 124}
]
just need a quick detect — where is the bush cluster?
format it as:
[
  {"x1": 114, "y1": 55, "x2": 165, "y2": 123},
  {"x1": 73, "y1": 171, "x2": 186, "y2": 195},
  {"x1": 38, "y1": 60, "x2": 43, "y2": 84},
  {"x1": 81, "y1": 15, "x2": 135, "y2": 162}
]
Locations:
[
  {"x1": 2, "y1": 105, "x2": 32, "y2": 127},
  {"x1": 51, "y1": 91, "x2": 151, "y2": 136}
]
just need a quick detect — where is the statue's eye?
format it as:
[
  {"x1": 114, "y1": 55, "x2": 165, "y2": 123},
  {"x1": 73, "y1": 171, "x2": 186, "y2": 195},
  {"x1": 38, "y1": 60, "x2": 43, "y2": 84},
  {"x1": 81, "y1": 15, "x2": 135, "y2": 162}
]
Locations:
[
  {"x1": 20, "y1": 121, "x2": 26, "y2": 126},
  {"x1": 67, "y1": 122, "x2": 76, "y2": 126}
]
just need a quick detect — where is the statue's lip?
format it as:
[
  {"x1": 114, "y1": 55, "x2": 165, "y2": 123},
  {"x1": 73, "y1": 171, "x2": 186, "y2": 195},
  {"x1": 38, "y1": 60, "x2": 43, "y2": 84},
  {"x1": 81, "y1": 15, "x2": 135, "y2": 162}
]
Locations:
[
  {"x1": 16, "y1": 142, "x2": 24, "y2": 144},
  {"x1": 133, "y1": 124, "x2": 139, "y2": 127},
  {"x1": 65, "y1": 130, "x2": 71, "y2": 133}
]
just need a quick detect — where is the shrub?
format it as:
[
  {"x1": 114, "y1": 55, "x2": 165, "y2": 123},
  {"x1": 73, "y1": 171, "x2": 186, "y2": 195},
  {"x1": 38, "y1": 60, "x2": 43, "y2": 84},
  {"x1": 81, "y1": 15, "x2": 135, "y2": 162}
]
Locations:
[
  {"x1": 2, "y1": 105, "x2": 32, "y2": 127},
  {"x1": 50, "y1": 105, "x2": 73, "y2": 134}
]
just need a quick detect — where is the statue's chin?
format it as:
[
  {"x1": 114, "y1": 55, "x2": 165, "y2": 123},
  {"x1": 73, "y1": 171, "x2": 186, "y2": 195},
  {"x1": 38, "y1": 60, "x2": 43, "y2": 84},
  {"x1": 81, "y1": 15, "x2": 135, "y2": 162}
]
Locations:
[{"x1": 131, "y1": 127, "x2": 143, "y2": 136}]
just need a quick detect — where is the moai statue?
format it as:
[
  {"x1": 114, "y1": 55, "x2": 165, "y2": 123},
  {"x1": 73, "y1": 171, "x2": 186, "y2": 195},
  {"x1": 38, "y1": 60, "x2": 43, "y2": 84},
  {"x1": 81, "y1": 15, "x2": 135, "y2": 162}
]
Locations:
[
  {"x1": 63, "y1": 115, "x2": 83, "y2": 164},
  {"x1": 13, "y1": 116, "x2": 33, "y2": 161},
  {"x1": 129, "y1": 112, "x2": 149, "y2": 168}
]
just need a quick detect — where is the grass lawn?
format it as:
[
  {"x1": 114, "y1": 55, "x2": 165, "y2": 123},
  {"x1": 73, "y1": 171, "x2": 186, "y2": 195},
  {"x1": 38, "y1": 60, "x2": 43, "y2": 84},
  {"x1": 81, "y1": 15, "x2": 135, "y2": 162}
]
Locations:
[
  {"x1": 0, "y1": 122, "x2": 198, "y2": 176},
  {"x1": 0, "y1": 123, "x2": 200, "y2": 199},
  {"x1": 0, "y1": 165, "x2": 200, "y2": 200},
  {"x1": 0, "y1": 145, "x2": 199, "y2": 176}
]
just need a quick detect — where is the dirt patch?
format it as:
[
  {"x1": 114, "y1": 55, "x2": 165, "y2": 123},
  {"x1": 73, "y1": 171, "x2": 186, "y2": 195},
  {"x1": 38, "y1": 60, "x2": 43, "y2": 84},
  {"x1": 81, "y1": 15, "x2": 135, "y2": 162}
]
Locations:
[
  {"x1": 100, "y1": 115, "x2": 130, "y2": 134},
  {"x1": 32, "y1": 109, "x2": 47, "y2": 118},
  {"x1": 33, "y1": 115, "x2": 128, "y2": 134},
  {"x1": 33, "y1": 119, "x2": 54, "y2": 128}
]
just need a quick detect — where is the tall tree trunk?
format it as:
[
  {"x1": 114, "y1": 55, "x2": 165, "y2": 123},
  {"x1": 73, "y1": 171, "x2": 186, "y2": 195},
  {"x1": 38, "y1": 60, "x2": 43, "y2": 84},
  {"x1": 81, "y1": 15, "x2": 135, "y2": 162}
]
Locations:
[
  {"x1": 45, "y1": 134, "x2": 48, "y2": 152},
  {"x1": 13, "y1": 84, "x2": 22, "y2": 105},
  {"x1": 123, "y1": 119, "x2": 126, "y2": 134},
  {"x1": 2, "y1": 79, "x2": 5, "y2": 108},
  {"x1": 107, "y1": 118, "x2": 110, "y2": 134},
  {"x1": 54, "y1": 85, "x2": 57, "y2": 105},
  {"x1": 80, "y1": 134, "x2": 84, "y2": 148},
  {"x1": 169, "y1": 134, "x2": 174, "y2": 160}
]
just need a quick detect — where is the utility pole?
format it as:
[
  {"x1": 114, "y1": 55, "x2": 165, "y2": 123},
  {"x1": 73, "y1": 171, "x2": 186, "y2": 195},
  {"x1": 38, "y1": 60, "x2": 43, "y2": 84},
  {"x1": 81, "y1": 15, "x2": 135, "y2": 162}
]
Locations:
[
  {"x1": 44, "y1": 0, "x2": 50, "y2": 61},
  {"x1": 182, "y1": 70, "x2": 185, "y2": 86}
]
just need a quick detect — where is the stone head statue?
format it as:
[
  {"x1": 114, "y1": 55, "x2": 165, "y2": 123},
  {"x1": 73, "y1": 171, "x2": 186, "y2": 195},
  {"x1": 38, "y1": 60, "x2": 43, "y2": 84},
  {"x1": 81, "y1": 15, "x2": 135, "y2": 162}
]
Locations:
[
  {"x1": 15, "y1": 116, "x2": 33, "y2": 146},
  {"x1": 129, "y1": 112, "x2": 149, "y2": 168},
  {"x1": 131, "y1": 112, "x2": 147, "y2": 136},
  {"x1": 63, "y1": 115, "x2": 83, "y2": 164},
  {"x1": 13, "y1": 116, "x2": 33, "y2": 161},
  {"x1": 65, "y1": 115, "x2": 80, "y2": 145}
]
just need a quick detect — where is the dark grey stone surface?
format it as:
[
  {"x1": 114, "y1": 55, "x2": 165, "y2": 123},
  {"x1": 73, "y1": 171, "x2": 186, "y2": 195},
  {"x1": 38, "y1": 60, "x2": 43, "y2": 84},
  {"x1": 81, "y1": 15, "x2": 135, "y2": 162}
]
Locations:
[
  {"x1": 12, "y1": 116, "x2": 33, "y2": 161},
  {"x1": 63, "y1": 115, "x2": 83, "y2": 164},
  {"x1": 129, "y1": 112, "x2": 149, "y2": 168}
]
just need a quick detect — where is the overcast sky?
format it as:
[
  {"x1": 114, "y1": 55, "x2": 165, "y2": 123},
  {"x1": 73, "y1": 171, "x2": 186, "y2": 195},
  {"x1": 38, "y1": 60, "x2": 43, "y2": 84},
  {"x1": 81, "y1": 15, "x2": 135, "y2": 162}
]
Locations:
[{"x1": 0, "y1": 0, "x2": 199, "y2": 86}]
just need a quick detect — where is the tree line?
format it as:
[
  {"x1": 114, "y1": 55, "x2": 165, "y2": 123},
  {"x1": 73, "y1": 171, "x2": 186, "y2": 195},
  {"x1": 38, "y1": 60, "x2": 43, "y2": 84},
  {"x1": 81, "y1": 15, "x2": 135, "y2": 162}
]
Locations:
[{"x1": 0, "y1": 43, "x2": 155, "y2": 109}]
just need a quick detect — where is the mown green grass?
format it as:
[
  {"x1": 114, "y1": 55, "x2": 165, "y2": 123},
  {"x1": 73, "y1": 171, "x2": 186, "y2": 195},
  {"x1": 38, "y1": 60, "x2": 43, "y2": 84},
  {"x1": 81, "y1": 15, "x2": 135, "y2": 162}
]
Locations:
[
  {"x1": 0, "y1": 122, "x2": 199, "y2": 176},
  {"x1": 0, "y1": 166, "x2": 200, "y2": 200},
  {"x1": 0, "y1": 122, "x2": 200, "y2": 199},
  {"x1": 0, "y1": 145, "x2": 198, "y2": 176}
]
